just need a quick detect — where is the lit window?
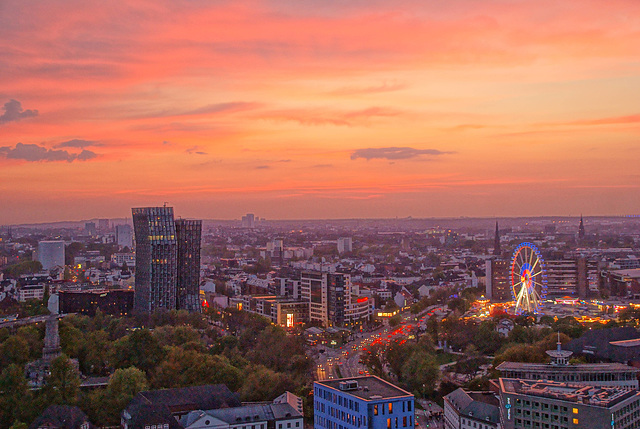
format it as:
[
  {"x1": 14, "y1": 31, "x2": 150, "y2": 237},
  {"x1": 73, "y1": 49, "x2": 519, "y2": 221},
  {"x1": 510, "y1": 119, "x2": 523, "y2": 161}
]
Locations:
[
  {"x1": 573, "y1": 408, "x2": 578, "y2": 414},
  {"x1": 387, "y1": 419, "x2": 391, "y2": 429},
  {"x1": 389, "y1": 403, "x2": 393, "y2": 413},
  {"x1": 374, "y1": 405, "x2": 378, "y2": 416},
  {"x1": 573, "y1": 418, "x2": 579, "y2": 424}
]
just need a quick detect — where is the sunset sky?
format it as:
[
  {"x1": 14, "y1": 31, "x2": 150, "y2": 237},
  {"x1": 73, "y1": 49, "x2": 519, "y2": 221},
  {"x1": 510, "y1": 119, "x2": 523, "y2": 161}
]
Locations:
[{"x1": 2, "y1": 0, "x2": 640, "y2": 224}]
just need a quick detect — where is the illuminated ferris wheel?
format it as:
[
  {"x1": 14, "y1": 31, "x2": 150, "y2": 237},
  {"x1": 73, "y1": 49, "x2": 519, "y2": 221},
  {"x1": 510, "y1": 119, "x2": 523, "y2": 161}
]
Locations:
[{"x1": 511, "y1": 242, "x2": 547, "y2": 314}]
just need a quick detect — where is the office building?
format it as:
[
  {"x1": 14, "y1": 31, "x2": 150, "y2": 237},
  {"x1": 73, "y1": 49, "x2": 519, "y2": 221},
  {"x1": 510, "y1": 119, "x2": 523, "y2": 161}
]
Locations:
[
  {"x1": 58, "y1": 289, "x2": 134, "y2": 316},
  {"x1": 486, "y1": 259, "x2": 511, "y2": 301},
  {"x1": 301, "y1": 271, "x2": 370, "y2": 328},
  {"x1": 232, "y1": 295, "x2": 309, "y2": 328},
  {"x1": 112, "y1": 252, "x2": 136, "y2": 268},
  {"x1": 37, "y1": 240, "x2": 65, "y2": 270},
  {"x1": 545, "y1": 258, "x2": 598, "y2": 298},
  {"x1": 176, "y1": 219, "x2": 202, "y2": 312},
  {"x1": 444, "y1": 389, "x2": 500, "y2": 429},
  {"x1": 314, "y1": 376, "x2": 415, "y2": 429},
  {"x1": 97, "y1": 218, "x2": 110, "y2": 232},
  {"x1": 132, "y1": 207, "x2": 202, "y2": 313},
  {"x1": 496, "y1": 341, "x2": 639, "y2": 389},
  {"x1": 85, "y1": 222, "x2": 97, "y2": 236},
  {"x1": 241, "y1": 213, "x2": 255, "y2": 228},
  {"x1": 116, "y1": 224, "x2": 133, "y2": 248},
  {"x1": 497, "y1": 378, "x2": 640, "y2": 429},
  {"x1": 337, "y1": 237, "x2": 353, "y2": 254},
  {"x1": 133, "y1": 207, "x2": 178, "y2": 312}
]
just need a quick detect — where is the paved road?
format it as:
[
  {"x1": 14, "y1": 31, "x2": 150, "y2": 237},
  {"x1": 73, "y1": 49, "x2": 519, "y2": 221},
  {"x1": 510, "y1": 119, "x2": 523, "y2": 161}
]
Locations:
[{"x1": 315, "y1": 304, "x2": 447, "y2": 380}]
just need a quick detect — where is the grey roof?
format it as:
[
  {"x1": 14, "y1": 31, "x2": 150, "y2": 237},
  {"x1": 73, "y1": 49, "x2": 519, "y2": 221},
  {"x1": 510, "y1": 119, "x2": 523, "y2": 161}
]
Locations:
[
  {"x1": 317, "y1": 376, "x2": 413, "y2": 401},
  {"x1": 124, "y1": 384, "x2": 242, "y2": 429},
  {"x1": 181, "y1": 403, "x2": 301, "y2": 427},
  {"x1": 445, "y1": 389, "x2": 500, "y2": 424},
  {"x1": 496, "y1": 361, "x2": 636, "y2": 372},
  {"x1": 133, "y1": 384, "x2": 241, "y2": 412},
  {"x1": 29, "y1": 405, "x2": 96, "y2": 429}
]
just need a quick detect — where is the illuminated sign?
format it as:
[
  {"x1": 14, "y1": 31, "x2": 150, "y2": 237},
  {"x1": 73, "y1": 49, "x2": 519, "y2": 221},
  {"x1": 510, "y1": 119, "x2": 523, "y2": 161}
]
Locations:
[
  {"x1": 505, "y1": 398, "x2": 511, "y2": 420},
  {"x1": 286, "y1": 313, "x2": 294, "y2": 328}
]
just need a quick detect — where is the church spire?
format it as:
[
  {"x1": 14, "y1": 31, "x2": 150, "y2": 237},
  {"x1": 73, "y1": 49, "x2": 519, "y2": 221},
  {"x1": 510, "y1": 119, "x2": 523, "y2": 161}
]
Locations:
[{"x1": 494, "y1": 221, "x2": 501, "y2": 256}]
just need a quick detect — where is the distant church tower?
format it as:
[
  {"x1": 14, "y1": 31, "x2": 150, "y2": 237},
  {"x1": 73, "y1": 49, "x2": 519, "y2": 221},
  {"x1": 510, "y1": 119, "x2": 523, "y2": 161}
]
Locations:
[
  {"x1": 494, "y1": 221, "x2": 501, "y2": 256},
  {"x1": 578, "y1": 215, "x2": 585, "y2": 241}
]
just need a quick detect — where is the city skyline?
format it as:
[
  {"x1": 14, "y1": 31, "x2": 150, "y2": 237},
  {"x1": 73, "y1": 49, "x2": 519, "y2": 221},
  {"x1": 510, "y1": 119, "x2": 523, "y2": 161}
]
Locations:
[{"x1": 2, "y1": 0, "x2": 640, "y2": 224}]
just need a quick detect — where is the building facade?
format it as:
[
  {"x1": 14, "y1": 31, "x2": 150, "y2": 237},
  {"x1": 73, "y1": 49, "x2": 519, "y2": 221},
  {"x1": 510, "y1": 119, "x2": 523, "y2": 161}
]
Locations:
[
  {"x1": 337, "y1": 237, "x2": 353, "y2": 254},
  {"x1": 132, "y1": 207, "x2": 202, "y2": 313},
  {"x1": 544, "y1": 258, "x2": 598, "y2": 298},
  {"x1": 116, "y1": 224, "x2": 133, "y2": 248},
  {"x1": 486, "y1": 259, "x2": 511, "y2": 302},
  {"x1": 314, "y1": 377, "x2": 415, "y2": 429},
  {"x1": 496, "y1": 342, "x2": 640, "y2": 390},
  {"x1": 133, "y1": 207, "x2": 178, "y2": 312},
  {"x1": 58, "y1": 289, "x2": 134, "y2": 316},
  {"x1": 301, "y1": 272, "x2": 370, "y2": 328},
  {"x1": 498, "y1": 378, "x2": 640, "y2": 429},
  {"x1": 175, "y1": 219, "x2": 202, "y2": 312},
  {"x1": 37, "y1": 240, "x2": 65, "y2": 270}
]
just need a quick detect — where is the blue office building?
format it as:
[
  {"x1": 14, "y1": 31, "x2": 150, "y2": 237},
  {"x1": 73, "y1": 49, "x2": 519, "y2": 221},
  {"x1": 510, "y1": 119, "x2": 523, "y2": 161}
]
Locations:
[{"x1": 314, "y1": 376, "x2": 415, "y2": 429}]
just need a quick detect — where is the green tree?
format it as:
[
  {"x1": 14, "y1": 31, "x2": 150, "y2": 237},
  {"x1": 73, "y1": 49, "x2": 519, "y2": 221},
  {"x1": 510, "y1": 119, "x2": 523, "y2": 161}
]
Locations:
[
  {"x1": 494, "y1": 344, "x2": 546, "y2": 366},
  {"x1": 96, "y1": 367, "x2": 149, "y2": 425},
  {"x1": 0, "y1": 336, "x2": 29, "y2": 370},
  {"x1": 238, "y1": 365, "x2": 296, "y2": 402},
  {"x1": 44, "y1": 354, "x2": 81, "y2": 405},
  {"x1": 151, "y1": 348, "x2": 241, "y2": 390},
  {"x1": 111, "y1": 329, "x2": 164, "y2": 374},
  {"x1": 0, "y1": 364, "x2": 30, "y2": 427},
  {"x1": 401, "y1": 350, "x2": 439, "y2": 397}
]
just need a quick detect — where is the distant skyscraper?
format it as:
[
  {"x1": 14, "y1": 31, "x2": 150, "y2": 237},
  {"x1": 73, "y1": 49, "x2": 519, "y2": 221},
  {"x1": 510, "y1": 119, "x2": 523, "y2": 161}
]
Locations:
[
  {"x1": 578, "y1": 215, "x2": 586, "y2": 241},
  {"x1": 37, "y1": 241, "x2": 65, "y2": 270},
  {"x1": 115, "y1": 224, "x2": 133, "y2": 248},
  {"x1": 493, "y1": 221, "x2": 501, "y2": 256},
  {"x1": 132, "y1": 207, "x2": 202, "y2": 313},
  {"x1": 241, "y1": 213, "x2": 255, "y2": 228},
  {"x1": 175, "y1": 219, "x2": 202, "y2": 312}
]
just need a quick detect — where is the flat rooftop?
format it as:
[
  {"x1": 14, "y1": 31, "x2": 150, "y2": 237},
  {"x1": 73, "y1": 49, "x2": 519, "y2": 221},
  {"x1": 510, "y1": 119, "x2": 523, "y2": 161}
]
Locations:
[
  {"x1": 316, "y1": 376, "x2": 413, "y2": 401},
  {"x1": 610, "y1": 338, "x2": 640, "y2": 348},
  {"x1": 496, "y1": 361, "x2": 637, "y2": 372},
  {"x1": 499, "y1": 378, "x2": 638, "y2": 408}
]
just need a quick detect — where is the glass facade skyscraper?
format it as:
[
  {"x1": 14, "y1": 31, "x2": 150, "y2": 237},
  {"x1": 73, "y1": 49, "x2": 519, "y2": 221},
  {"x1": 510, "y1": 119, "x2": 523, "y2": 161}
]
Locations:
[
  {"x1": 176, "y1": 219, "x2": 202, "y2": 312},
  {"x1": 132, "y1": 207, "x2": 201, "y2": 313}
]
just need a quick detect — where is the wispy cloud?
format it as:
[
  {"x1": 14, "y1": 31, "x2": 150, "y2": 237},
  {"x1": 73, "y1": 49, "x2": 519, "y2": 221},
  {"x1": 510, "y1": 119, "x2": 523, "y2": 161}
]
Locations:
[
  {"x1": 0, "y1": 100, "x2": 38, "y2": 125},
  {"x1": 260, "y1": 106, "x2": 401, "y2": 126},
  {"x1": 350, "y1": 147, "x2": 454, "y2": 161},
  {"x1": 185, "y1": 146, "x2": 208, "y2": 155},
  {"x1": 330, "y1": 82, "x2": 407, "y2": 96},
  {"x1": 54, "y1": 139, "x2": 100, "y2": 149},
  {"x1": 0, "y1": 143, "x2": 97, "y2": 162}
]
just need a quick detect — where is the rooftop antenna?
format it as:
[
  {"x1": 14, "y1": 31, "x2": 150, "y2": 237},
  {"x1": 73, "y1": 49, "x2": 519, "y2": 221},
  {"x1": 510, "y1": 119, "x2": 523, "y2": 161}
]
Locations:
[{"x1": 163, "y1": 201, "x2": 168, "y2": 208}]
